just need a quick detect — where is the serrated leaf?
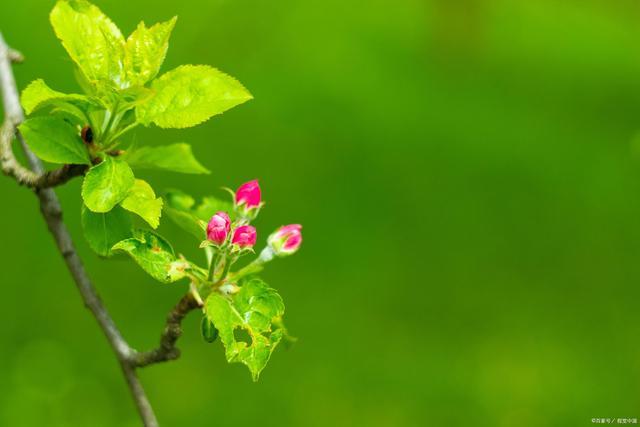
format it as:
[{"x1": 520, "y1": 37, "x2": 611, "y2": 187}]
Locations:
[
  {"x1": 124, "y1": 17, "x2": 176, "y2": 86},
  {"x1": 19, "y1": 116, "x2": 90, "y2": 165},
  {"x1": 124, "y1": 143, "x2": 209, "y2": 174},
  {"x1": 136, "y1": 65, "x2": 252, "y2": 129},
  {"x1": 81, "y1": 204, "x2": 133, "y2": 256},
  {"x1": 21, "y1": 79, "x2": 97, "y2": 116},
  {"x1": 205, "y1": 278, "x2": 285, "y2": 381},
  {"x1": 50, "y1": 0, "x2": 125, "y2": 87},
  {"x1": 112, "y1": 230, "x2": 185, "y2": 283},
  {"x1": 82, "y1": 156, "x2": 135, "y2": 213},
  {"x1": 163, "y1": 190, "x2": 234, "y2": 240},
  {"x1": 121, "y1": 179, "x2": 163, "y2": 228},
  {"x1": 119, "y1": 86, "x2": 154, "y2": 108}
]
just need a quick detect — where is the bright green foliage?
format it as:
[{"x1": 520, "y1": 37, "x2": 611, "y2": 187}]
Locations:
[
  {"x1": 136, "y1": 65, "x2": 252, "y2": 128},
  {"x1": 82, "y1": 157, "x2": 135, "y2": 212},
  {"x1": 205, "y1": 278, "x2": 285, "y2": 381},
  {"x1": 18, "y1": 116, "x2": 90, "y2": 165},
  {"x1": 112, "y1": 230, "x2": 185, "y2": 283},
  {"x1": 81, "y1": 205, "x2": 133, "y2": 256},
  {"x1": 164, "y1": 189, "x2": 234, "y2": 240},
  {"x1": 20, "y1": 79, "x2": 97, "y2": 115},
  {"x1": 124, "y1": 18, "x2": 177, "y2": 86},
  {"x1": 18, "y1": 0, "x2": 289, "y2": 383},
  {"x1": 124, "y1": 143, "x2": 209, "y2": 174},
  {"x1": 121, "y1": 179, "x2": 163, "y2": 229},
  {"x1": 50, "y1": 0, "x2": 125, "y2": 87},
  {"x1": 22, "y1": 0, "x2": 252, "y2": 250}
]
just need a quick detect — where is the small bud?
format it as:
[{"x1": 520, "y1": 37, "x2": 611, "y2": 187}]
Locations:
[
  {"x1": 232, "y1": 225, "x2": 257, "y2": 248},
  {"x1": 81, "y1": 125, "x2": 93, "y2": 144},
  {"x1": 201, "y1": 316, "x2": 219, "y2": 343},
  {"x1": 235, "y1": 180, "x2": 262, "y2": 217},
  {"x1": 268, "y1": 224, "x2": 302, "y2": 257},
  {"x1": 218, "y1": 282, "x2": 240, "y2": 295},
  {"x1": 206, "y1": 211, "x2": 231, "y2": 245}
]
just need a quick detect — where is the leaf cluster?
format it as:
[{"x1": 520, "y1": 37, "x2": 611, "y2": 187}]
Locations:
[{"x1": 19, "y1": 0, "x2": 291, "y2": 381}]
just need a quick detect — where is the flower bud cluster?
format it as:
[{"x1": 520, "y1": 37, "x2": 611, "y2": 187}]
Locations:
[{"x1": 203, "y1": 180, "x2": 302, "y2": 285}]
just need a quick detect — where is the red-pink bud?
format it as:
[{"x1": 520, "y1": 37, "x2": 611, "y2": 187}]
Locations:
[
  {"x1": 235, "y1": 180, "x2": 261, "y2": 209},
  {"x1": 206, "y1": 211, "x2": 231, "y2": 245},
  {"x1": 268, "y1": 224, "x2": 302, "y2": 256},
  {"x1": 232, "y1": 225, "x2": 257, "y2": 248}
]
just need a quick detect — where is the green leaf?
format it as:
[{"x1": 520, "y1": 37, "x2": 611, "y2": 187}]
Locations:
[
  {"x1": 163, "y1": 190, "x2": 234, "y2": 240},
  {"x1": 205, "y1": 278, "x2": 285, "y2": 381},
  {"x1": 50, "y1": 102, "x2": 91, "y2": 126},
  {"x1": 50, "y1": 0, "x2": 125, "y2": 86},
  {"x1": 165, "y1": 189, "x2": 195, "y2": 211},
  {"x1": 18, "y1": 116, "x2": 90, "y2": 165},
  {"x1": 121, "y1": 179, "x2": 163, "y2": 229},
  {"x1": 124, "y1": 143, "x2": 209, "y2": 174},
  {"x1": 194, "y1": 196, "x2": 234, "y2": 221},
  {"x1": 163, "y1": 206, "x2": 204, "y2": 241},
  {"x1": 112, "y1": 230, "x2": 185, "y2": 283},
  {"x1": 81, "y1": 204, "x2": 133, "y2": 256},
  {"x1": 20, "y1": 79, "x2": 96, "y2": 116},
  {"x1": 137, "y1": 65, "x2": 252, "y2": 128},
  {"x1": 82, "y1": 156, "x2": 135, "y2": 213},
  {"x1": 124, "y1": 17, "x2": 177, "y2": 86}
]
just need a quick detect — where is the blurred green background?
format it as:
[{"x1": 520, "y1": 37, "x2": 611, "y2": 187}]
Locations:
[{"x1": 2, "y1": 0, "x2": 640, "y2": 425}]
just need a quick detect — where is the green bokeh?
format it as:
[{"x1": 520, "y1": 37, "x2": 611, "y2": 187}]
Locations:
[{"x1": 2, "y1": 0, "x2": 640, "y2": 425}]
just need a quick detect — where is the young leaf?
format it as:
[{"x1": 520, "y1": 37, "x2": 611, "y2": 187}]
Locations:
[
  {"x1": 18, "y1": 116, "x2": 90, "y2": 165},
  {"x1": 163, "y1": 190, "x2": 202, "y2": 239},
  {"x1": 124, "y1": 17, "x2": 177, "y2": 86},
  {"x1": 121, "y1": 179, "x2": 163, "y2": 229},
  {"x1": 163, "y1": 190, "x2": 234, "y2": 240},
  {"x1": 82, "y1": 156, "x2": 135, "y2": 213},
  {"x1": 136, "y1": 65, "x2": 252, "y2": 129},
  {"x1": 112, "y1": 230, "x2": 185, "y2": 283},
  {"x1": 50, "y1": 0, "x2": 125, "y2": 86},
  {"x1": 205, "y1": 278, "x2": 285, "y2": 381},
  {"x1": 50, "y1": 102, "x2": 92, "y2": 126},
  {"x1": 21, "y1": 79, "x2": 97, "y2": 116},
  {"x1": 165, "y1": 189, "x2": 195, "y2": 211},
  {"x1": 195, "y1": 196, "x2": 234, "y2": 221},
  {"x1": 81, "y1": 204, "x2": 133, "y2": 256},
  {"x1": 124, "y1": 143, "x2": 209, "y2": 174}
]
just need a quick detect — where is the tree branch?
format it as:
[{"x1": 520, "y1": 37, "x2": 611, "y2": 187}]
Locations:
[
  {"x1": 1, "y1": 112, "x2": 87, "y2": 188},
  {"x1": 0, "y1": 31, "x2": 203, "y2": 427},
  {"x1": 0, "y1": 43, "x2": 85, "y2": 190},
  {"x1": 135, "y1": 293, "x2": 201, "y2": 367},
  {"x1": 0, "y1": 32, "x2": 165, "y2": 427}
]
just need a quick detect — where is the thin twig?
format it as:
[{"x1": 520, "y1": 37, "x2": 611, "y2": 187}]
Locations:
[
  {"x1": 1, "y1": 110, "x2": 87, "y2": 189},
  {"x1": 135, "y1": 293, "x2": 201, "y2": 367}
]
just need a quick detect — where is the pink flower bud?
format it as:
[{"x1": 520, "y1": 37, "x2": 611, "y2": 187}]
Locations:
[
  {"x1": 268, "y1": 224, "x2": 302, "y2": 256},
  {"x1": 206, "y1": 211, "x2": 231, "y2": 245},
  {"x1": 235, "y1": 180, "x2": 261, "y2": 211},
  {"x1": 232, "y1": 225, "x2": 257, "y2": 248}
]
